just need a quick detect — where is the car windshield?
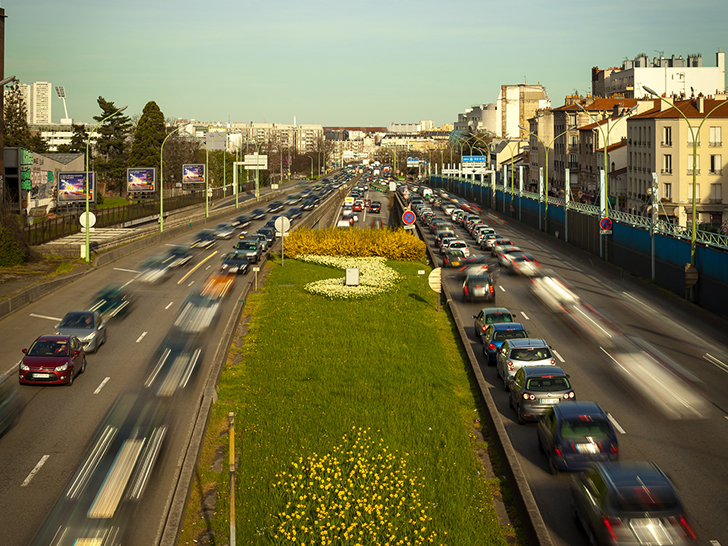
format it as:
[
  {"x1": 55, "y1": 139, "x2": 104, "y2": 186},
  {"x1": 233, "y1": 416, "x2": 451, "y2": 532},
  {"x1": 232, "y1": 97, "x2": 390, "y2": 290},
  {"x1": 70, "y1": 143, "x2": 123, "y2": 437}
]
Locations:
[
  {"x1": 58, "y1": 313, "x2": 94, "y2": 329},
  {"x1": 486, "y1": 314, "x2": 513, "y2": 324},
  {"x1": 559, "y1": 418, "x2": 612, "y2": 439},
  {"x1": 611, "y1": 484, "x2": 680, "y2": 512},
  {"x1": 28, "y1": 339, "x2": 69, "y2": 356},
  {"x1": 237, "y1": 242, "x2": 257, "y2": 250},
  {"x1": 525, "y1": 377, "x2": 570, "y2": 392},
  {"x1": 223, "y1": 253, "x2": 241, "y2": 261},
  {"x1": 494, "y1": 330, "x2": 527, "y2": 342},
  {"x1": 510, "y1": 347, "x2": 551, "y2": 361}
]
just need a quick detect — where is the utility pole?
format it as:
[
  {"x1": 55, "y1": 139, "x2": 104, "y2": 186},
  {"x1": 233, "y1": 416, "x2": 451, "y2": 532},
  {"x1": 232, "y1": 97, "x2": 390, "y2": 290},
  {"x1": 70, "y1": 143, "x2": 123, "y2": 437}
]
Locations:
[{"x1": 0, "y1": 8, "x2": 7, "y2": 201}]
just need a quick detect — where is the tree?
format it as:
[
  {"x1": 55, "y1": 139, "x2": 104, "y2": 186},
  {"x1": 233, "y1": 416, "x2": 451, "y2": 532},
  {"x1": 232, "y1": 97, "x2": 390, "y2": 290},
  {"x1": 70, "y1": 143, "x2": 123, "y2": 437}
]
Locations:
[
  {"x1": 57, "y1": 124, "x2": 90, "y2": 154},
  {"x1": 93, "y1": 97, "x2": 132, "y2": 196},
  {"x1": 161, "y1": 134, "x2": 203, "y2": 189},
  {"x1": 128, "y1": 101, "x2": 166, "y2": 175},
  {"x1": 28, "y1": 133, "x2": 50, "y2": 153},
  {"x1": 3, "y1": 83, "x2": 32, "y2": 148}
]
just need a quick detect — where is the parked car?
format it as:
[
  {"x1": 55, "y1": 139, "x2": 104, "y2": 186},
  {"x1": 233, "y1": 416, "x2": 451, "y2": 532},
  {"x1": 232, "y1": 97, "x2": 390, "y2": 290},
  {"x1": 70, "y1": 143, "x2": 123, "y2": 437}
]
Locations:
[
  {"x1": 570, "y1": 461, "x2": 696, "y2": 544},
  {"x1": 482, "y1": 322, "x2": 529, "y2": 365},
  {"x1": 508, "y1": 366, "x2": 574, "y2": 423},
  {"x1": 55, "y1": 310, "x2": 107, "y2": 353},
  {"x1": 473, "y1": 307, "x2": 517, "y2": 341},
  {"x1": 233, "y1": 238, "x2": 263, "y2": 264},
  {"x1": 19, "y1": 334, "x2": 86, "y2": 386},
  {"x1": 462, "y1": 270, "x2": 496, "y2": 303},
  {"x1": 496, "y1": 338, "x2": 555, "y2": 389},
  {"x1": 538, "y1": 401, "x2": 619, "y2": 474},
  {"x1": 220, "y1": 251, "x2": 250, "y2": 275}
]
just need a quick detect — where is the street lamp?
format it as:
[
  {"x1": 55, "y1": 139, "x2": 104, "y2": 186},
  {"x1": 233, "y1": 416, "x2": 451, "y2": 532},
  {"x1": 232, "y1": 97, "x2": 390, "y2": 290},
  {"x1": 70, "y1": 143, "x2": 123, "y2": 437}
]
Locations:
[
  {"x1": 308, "y1": 155, "x2": 314, "y2": 179},
  {"x1": 85, "y1": 105, "x2": 127, "y2": 263},
  {"x1": 643, "y1": 86, "x2": 726, "y2": 285},
  {"x1": 519, "y1": 123, "x2": 570, "y2": 234},
  {"x1": 160, "y1": 125, "x2": 183, "y2": 232}
]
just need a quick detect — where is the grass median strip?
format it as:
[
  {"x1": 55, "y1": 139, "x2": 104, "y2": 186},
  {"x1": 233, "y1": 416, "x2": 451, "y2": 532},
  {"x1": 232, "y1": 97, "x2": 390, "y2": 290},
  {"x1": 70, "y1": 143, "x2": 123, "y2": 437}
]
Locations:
[{"x1": 179, "y1": 255, "x2": 522, "y2": 545}]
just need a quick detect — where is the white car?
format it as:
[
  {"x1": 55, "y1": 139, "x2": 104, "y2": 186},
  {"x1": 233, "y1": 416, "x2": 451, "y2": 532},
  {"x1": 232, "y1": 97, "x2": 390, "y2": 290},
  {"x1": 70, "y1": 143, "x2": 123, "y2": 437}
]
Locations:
[{"x1": 444, "y1": 240, "x2": 470, "y2": 258}]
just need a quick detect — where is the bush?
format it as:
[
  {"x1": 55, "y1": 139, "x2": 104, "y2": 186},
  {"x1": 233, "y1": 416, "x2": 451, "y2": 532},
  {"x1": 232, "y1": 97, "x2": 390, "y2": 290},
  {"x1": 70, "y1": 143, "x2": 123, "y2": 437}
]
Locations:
[
  {"x1": 0, "y1": 218, "x2": 29, "y2": 266},
  {"x1": 285, "y1": 227, "x2": 426, "y2": 261}
]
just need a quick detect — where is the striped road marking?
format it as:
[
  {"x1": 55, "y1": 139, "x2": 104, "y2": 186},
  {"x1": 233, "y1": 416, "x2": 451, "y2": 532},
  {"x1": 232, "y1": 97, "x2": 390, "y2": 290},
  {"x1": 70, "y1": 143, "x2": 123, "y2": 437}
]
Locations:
[
  {"x1": 607, "y1": 413, "x2": 626, "y2": 435},
  {"x1": 22, "y1": 455, "x2": 50, "y2": 487},
  {"x1": 136, "y1": 332, "x2": 147, "y2": 343},
  {"x1": 552, "y1": 350, "x2": 565, "y2": 363},
  {"x1": 521, "y1": 312, "x2": 530, "y2": 320},
  {"x1": 93, "y1": 377, "x2": 110, "y2": 395}
]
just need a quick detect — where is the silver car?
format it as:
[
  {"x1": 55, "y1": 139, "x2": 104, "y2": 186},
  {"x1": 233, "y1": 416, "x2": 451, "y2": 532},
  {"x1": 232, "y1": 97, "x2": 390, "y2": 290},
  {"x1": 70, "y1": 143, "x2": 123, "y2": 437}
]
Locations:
[
  {"x1": 55, "y1": 311, "x2": 107, "y2": 353},
  {"x1": 496, "y1": 338, "x2": 556, "y2": 390}
]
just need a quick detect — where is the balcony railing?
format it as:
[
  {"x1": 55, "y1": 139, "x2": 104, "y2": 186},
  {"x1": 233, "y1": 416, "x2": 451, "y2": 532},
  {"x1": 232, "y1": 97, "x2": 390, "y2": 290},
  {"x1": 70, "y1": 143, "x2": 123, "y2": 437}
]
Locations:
[
  {"x1": 709, "y1": 197, "x2": 723, "y2": 203},
  {"x1": 661, "y1": 141, "x2": 673, "y2": 147},
  {"x1": 661, "y1": 169, "x2": 673, "y2": 174},
  {"x1": 710, "y1": 169, "x2": 723, "y2": 176},
  {"x1": 687, "y1": 169, "x2": 701, "y2": 175},
  {"x1": 709, "y1": 141, "x2": 722, "y2": 147}
]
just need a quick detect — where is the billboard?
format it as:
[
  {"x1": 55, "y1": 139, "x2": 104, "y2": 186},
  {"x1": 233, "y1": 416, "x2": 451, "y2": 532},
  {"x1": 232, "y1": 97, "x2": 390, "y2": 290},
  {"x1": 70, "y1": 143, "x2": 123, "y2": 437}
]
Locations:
[
  {"x1": 127, "y1": 168, "x2": 156, "y2": 193},
  {"x1": 58, "y1": 172, "x2": 95, "y2": 202},
  {"x1": 183, "y1": 164, "x2": 205, "y2": 183}
]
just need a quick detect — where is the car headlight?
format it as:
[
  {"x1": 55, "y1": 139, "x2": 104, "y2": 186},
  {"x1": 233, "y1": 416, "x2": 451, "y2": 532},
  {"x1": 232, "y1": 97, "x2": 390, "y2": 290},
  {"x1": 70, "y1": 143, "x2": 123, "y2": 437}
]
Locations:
[
  {"x1": 55, "y1": 364, "x2": 68, "y2": 371},
  {"x1": 82, "y1": 332, "x2": 97, "y2": 341},
  {"x1": 222, "y1": 264, "x2": 229, "y2": 269},
  {"x1": 230, "y1": 266, "x2": 239, "y2": 273},
  {"x1": 20, "y1": 363, "x2": 30, "y2": 371}
]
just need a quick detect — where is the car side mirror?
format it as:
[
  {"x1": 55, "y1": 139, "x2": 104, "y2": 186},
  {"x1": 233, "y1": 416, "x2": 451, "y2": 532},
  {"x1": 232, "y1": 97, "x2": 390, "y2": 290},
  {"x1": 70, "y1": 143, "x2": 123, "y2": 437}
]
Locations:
[
  {"x1": 22, "y1": 348, "x2": 27, "y2": 354},
  {"x1": 54, "y1": 323, "x2": 59, "y2": 329},
  {"x1": 73, "y1": 350, "x2": 80, "y2": 356}
]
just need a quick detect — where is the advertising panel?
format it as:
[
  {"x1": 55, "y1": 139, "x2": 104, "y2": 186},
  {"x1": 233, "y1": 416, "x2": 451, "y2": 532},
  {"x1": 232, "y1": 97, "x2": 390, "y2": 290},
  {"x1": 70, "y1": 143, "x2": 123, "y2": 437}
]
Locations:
[
  {"x1": 183, "y1": 164, "x2": 205, "y2": 184},
  {"x1": 127, "y1": 168, "x2": 156, "y2": 193},
  {"x1": 58, "y1": 172, "x2": 95, "y2": 202}
]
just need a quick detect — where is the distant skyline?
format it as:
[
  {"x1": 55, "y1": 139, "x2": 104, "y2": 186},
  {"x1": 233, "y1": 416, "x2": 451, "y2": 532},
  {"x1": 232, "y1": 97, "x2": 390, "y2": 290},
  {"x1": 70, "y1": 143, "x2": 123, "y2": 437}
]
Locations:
[{"x1": 4, "y1": 0, "x2": 727, "y2": 127}]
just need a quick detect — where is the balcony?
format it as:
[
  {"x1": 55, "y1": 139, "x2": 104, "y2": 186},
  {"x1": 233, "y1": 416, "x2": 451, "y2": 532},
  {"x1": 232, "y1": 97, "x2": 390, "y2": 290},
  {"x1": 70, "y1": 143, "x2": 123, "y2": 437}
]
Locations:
[
  {"x1": 661, "y1": 141, "x2": 673, "y2": 147},
  {"x1": 709, "y1": 141, "x2": 722, "y2": 147},
  {"x1": 687, "y1": 169, "x2": 701, "y2": 175},
  {"x1": 660, "y1": 169, "x2": 673, "y2": 175},
  {"x1": 709, "y1": 169, "x2": 723, "y2": 176},
  {"x1": 709, "y1": 197, "x2": 723, "y2": 203}
]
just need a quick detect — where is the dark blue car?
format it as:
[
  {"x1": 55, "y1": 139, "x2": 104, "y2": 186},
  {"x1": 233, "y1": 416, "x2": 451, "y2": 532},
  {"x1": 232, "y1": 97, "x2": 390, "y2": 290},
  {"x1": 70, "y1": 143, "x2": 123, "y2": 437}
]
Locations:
[
  {"x1": 482, "y1": 322, "x2": 528, "y2": 365},
  {"x1": 536, "y1": 401, "x2": 619, "y2": 474}
]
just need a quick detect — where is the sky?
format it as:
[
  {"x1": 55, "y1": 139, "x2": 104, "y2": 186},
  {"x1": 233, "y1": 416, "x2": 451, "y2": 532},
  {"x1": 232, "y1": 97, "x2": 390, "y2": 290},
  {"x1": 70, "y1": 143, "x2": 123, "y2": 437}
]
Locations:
[{"x1": 4, "y1": 0, "x2": 727, "y2": 128}]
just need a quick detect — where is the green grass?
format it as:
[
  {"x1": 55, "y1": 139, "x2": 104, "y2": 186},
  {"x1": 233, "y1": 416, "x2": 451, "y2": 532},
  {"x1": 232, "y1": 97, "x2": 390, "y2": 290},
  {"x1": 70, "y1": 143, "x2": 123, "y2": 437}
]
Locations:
[
  {"x1": 180, "y1": 256, "x2": 516, "y2": 545},
  {"x1": 97, "y1": 196, "x2": 129, "y2": 209}
]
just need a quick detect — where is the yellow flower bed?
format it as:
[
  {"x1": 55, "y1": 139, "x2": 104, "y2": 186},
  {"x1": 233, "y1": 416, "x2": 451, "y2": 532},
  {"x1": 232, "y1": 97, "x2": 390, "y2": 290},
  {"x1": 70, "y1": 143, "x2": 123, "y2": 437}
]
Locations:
[
  {"x1": 286, "y1": 228, "x2": 426, "y2": 262},
  {"x1": 270, "y1": 427, "x2": 439, "y2": 545}
]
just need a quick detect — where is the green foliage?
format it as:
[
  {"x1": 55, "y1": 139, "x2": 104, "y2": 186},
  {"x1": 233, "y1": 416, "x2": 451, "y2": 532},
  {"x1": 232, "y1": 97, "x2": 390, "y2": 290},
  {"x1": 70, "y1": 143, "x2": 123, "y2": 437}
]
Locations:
[
  {"x1": 129, "y1": 101, "x2": 166, "y2": 172},
  {"x1": 93, "y1": 97, "x2": 133, "y2": 195},
  {"x1": 0, "y1": 219, "x2": 29, "y2": 266},
  {"x1": 56, "y1": 124, "x2": 90, "y2": 154},
  {"x1": 3, "y1": 83, "x2": 32, "y2": 149},
  {"x1": 286, "y1": 227, "x2": 427, "y2": 261},
  {"x1": 208, "y1": 149, "x2": 235, "y2": 187}
]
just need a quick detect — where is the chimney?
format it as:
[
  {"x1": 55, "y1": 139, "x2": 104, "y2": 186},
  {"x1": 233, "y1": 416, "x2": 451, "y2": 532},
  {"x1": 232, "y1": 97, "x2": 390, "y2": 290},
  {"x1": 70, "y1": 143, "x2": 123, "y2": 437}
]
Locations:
[
  {"x1": 660, "y1": 96, "x2": 673, "y2": 112},
  {"x1": 696, "y1": 96, "x2": 705, "y2": 114}
]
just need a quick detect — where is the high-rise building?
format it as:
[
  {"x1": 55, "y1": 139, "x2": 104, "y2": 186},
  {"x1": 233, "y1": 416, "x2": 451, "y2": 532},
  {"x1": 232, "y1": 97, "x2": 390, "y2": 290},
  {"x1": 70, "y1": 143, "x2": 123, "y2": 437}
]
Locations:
[{"x1": 6, "y1": 81, "x2": 53, "y2": 124}]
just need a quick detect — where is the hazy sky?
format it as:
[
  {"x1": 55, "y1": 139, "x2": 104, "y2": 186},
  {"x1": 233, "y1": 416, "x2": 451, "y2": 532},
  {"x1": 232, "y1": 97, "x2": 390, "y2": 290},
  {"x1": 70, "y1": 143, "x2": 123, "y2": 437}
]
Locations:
[{"x1": 4, "y1": 0, "x2": 727, "y2": 127}]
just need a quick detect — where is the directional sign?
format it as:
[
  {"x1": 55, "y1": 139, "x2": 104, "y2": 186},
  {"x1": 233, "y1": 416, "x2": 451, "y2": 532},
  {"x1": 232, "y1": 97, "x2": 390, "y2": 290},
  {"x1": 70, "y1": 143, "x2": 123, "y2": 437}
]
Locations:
[
  {"x1": 402, "y1": 210, "x2": 416, "y2": 225},
  {"x1": 462, "y1": 155, "x2": 487, "y2": 164},
  {"x1": 600, "y1": 217, "x2": 613, "y2": 231}
]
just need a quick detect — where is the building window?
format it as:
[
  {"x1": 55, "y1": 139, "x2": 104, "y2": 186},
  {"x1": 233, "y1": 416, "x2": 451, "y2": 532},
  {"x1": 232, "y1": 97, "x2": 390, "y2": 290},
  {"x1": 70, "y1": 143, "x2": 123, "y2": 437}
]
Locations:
[
  {"x1": 664, "y1": 183, "x2": 672, "y2": 200},
  {"x1": 569, "y1": 135, "x2": 577, "y2": 147},
  {"x1": 569, "y1": 154, "x2": 578, "y2": 170},
  {"x1": 710, "y1": 183, "x2": 722, "y2": 203},
  {"x1": 687, "y1": 133, "x2": 701, "y2": 147},
  {"x1": 710, "y1": 154, "x2": 723, "y2": 175},
  {"x1": 663, "y1": 154, "x2": 672, "y2": 173},
  {"x1": 688, "y1": 184, "x2": 701, "y2": 202},
  {"x1": 688, "y1": 154, "x2": 700, "y2": 174},
  {"x1": 663, "y1": 125, "x2": 672, "y2": 145},
  {"x1": 709, "y1": 126, "x2": 722, "y2": 147}
]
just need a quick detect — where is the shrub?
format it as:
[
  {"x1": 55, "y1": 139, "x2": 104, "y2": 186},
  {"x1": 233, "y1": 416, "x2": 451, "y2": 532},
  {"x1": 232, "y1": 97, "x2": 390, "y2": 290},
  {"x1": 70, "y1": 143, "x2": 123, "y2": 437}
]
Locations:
[{"x1": 0, "y1": 217, "x2": 29, "y2": 266}]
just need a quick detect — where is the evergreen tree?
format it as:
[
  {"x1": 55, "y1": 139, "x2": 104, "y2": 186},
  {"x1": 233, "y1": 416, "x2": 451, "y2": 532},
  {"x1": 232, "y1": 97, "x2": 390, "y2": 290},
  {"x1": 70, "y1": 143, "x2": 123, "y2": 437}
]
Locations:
[
  {"x1": 93, "y1": 97, "x2": 132, "y2": 195},
  {"x1": 28, "y1": 133, "x2": 50, "y2": 153},
  {"x1": 129, "y1": 101, "x2": 166, "y2": 174},
  {"x1": 3, "y1": 83, "x2": 32, "y2": 148},
  {"x1": 58, "y1": 123, "x2": 90, "y2": 154}
]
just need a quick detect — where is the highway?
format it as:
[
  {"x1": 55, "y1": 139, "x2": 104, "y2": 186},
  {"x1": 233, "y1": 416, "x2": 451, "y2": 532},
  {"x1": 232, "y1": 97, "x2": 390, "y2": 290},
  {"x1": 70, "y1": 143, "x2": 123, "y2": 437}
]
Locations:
[{"x1": 417, "y1": 194, "x2": 728, "y2": 546}]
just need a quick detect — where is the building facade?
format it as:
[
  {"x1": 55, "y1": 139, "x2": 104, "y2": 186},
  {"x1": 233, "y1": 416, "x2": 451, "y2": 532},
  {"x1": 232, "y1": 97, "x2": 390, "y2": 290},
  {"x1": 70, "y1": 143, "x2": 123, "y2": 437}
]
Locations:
[{"x1": 497, "y1": 84, "x2": 551, "y2": 139}]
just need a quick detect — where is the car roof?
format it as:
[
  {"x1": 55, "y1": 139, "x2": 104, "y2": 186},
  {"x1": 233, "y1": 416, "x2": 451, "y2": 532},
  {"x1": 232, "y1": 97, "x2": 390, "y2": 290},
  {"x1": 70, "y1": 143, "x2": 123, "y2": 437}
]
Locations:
[
  {"x1": 491, "y1": 322, "x2": 526, "y2": 330},
  {"x1": 35, "y1": 334, "x2": 74, "y2": 341},
  {"x1": 506, "y1": 338, "x2": 548, "y2": 348},
  {"x1": 594, "y1": 462, "x2": 670, "y2": 488},
  {"x1": 554, "y1": 400, "x2": 605, "y2": 418},
  {"x1": 481, "y1": 307, "x2": 512, "y2": 314},
  {"x1": 521, "y1": 365, "x2": 567, "y2": 377}
]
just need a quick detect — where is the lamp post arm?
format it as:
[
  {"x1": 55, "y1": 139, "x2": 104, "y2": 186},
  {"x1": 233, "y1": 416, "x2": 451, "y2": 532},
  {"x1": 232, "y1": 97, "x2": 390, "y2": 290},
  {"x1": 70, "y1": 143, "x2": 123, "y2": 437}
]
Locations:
[{"x1": 160, "y1": 125, "x2": 183, "y2": 232}]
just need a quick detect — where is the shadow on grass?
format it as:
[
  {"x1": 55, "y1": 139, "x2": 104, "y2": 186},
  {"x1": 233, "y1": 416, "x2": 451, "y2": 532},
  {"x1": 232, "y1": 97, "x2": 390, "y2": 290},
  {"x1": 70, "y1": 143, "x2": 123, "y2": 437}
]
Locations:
[{"x1": 408, "y1": 292, "x2": 428, "y2": 303}]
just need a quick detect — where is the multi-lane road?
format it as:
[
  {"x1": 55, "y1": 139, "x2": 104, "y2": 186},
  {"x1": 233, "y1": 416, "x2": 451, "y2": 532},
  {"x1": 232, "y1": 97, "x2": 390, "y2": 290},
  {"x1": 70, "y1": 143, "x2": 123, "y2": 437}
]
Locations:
[{"x1": 417, "y1": 196, "x2": 728, "y2": 546}]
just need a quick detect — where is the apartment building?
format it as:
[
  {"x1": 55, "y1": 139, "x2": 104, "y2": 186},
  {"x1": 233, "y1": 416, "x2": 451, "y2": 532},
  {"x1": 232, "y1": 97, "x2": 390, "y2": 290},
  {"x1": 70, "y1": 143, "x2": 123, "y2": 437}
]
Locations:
[
  {"x1": 497, "y1": 84, "x2": 551, "y2": 139},
  {"x1": 453, "y1": 104, "x2": 497, "y2": 133},
  {"x1": 6, "y1": 81, "x2": 52, "y2": 125},
  {"x1": 627, "y1": 95, "x2": 728, "y2": 227},
  {"x1": 526, "y1": 110, "x2": 555, "y2": 193}
]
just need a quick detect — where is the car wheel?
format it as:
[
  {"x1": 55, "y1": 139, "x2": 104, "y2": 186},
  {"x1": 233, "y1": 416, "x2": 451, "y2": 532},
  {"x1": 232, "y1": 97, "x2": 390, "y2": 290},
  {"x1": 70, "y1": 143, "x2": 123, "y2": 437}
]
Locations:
[
  {"x1": 80, "y1": 357, "x2": 87, "y2": 374},
  {"x1": 517, "y1": 408, "x2": 526, "y2": 425},
  {"x1": 549, "y1": 454, "x2": 559, "y2": 475},
  {"x1": 66, "y1": 369, "x2": 74, "y2": 386}
]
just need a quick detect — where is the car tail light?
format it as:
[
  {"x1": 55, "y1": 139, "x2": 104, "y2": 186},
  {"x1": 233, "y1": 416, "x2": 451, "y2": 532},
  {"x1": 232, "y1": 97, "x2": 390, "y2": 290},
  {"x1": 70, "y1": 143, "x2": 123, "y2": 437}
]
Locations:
[
  {"x1": 563, "y1": 391, "x2": 575, "y2": 399},
  {"x1": 610, "y1": 444, "x2": 619, "y2": 456},
  {"x1": 602, "y1": 516, "x2": 622, "y2": 541},
  {"x1": 550, "y1": 359, "x2": 556, "y2": 365},
  {"x1": 488, "y1": 343, "x2": 497, "y2": 352},
  {"x1": 554, "y1": 446, "x2": 563, "y2": 457},
  {"x1": 464, "y1": 287, "x2": 469, "y2": 296},
  {"x1": 668, "y1": 514, "x2": 697, "y2": 540},
  {"x1": 523, "y1": 393, "x2": 535, "y2": 400},
  {"x1": 508, "y1": 361, "x2": 514, "y2": 370},
  {"x1": 489, "y1": 285, "x2": 494, "y2": 293}
]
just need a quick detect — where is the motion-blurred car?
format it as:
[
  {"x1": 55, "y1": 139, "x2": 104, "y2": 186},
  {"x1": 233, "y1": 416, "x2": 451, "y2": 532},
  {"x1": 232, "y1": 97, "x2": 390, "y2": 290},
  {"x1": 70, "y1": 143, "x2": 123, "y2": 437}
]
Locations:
[
  {"x1": 250, "y1": 208, "x2": 266, "y2": 220},
  {"x1": 0, "y1": 372, "x2": 20, "y2": 437},
  {"x1": 482, "y1": 322, "x2": 529, "y2": 364},
  {"x1": 220, "y1": 251, "x2": 250, "y2": 275},
  {"x1": 504, "y1": 252, "x2": 542, "y2": 277},
  {"x1": 191, "y1": 229, "x2": 217, "y2": 250},
  {"x1": 138, "y1": 256, "x2": 174, "y2": 284},
  {"x1": 496, "y1": 338, "x2": 555, "y2": 389},
  {"x1": 462, "y1": 270, "x2": 496, "y2": 303},
  {"x1": 88, "y1": 283, "x2": 134, "y2": 321},
  {"x1": 442, "y1": 248, "x2": 466, "y2": 268},
  {"x1": 232, "y1": 213, "x2": 252, "y2": 229},
  {"x1": 233, "y1": 238, "x2": 263, "y2": 264},
  {"x1": 488, "y1": 238, "x2": 514, "y2": 256},
  {"x1": 266, "y1": 201, "x2": 284, "y2": 213},
  {"x1": 163, "y1": 245, "x2": 194, "y2": 268},
  {"x1": 537, "y1": 401, "x2": 619, "y2": 474},
  {"x1": 29, "y1": 391, "x2": 170, "y2": 545},
  {"x1": 473, "y1": 307, "x2": 517, "y2": 341},
  {"x1": 508, "y1": 366, "x2": 574, "y2": 423},
  {"x1": 19, "y1": 335, "x2": 86, "y2": 386},
  {"x1": 286, "y1": 207, "x2": 303, "y2": 221},
  {"x1": 55, "y1": 310, "x2": 107, "y2": 353},
  {"x1": 570, "y1": 461, "x2": 696, "y2": 544},
  {"x1": 200, "y1": 271, "x2": 235, "y2": 299},
  {"x1": 494, "y1": 245, "x2": 521, "y2": 265},
  {"x1": 213, "y1": 222, "x2": 236, "y2": 239}
]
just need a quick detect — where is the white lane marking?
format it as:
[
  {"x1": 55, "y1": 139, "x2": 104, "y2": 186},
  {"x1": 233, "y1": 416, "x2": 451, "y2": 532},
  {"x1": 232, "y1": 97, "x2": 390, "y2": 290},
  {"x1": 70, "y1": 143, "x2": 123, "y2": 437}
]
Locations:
[
  {"x1": 93, "y1": 377, "x2": 110, "y2": 395},
  {"x1": 607, "y1": 413, "x2": 626, "y2": 435},
  {"x1": 552, "y1": 349, "x2": 565, "y2": 363},
  {"x1": 29, "y1": 313, "x2": 62, "y2": 322},
  {"x1": 521, "y1": 312, "x2": 530, "y2": 320},
  {"x1": 188, "y1": 281, "x2": 195, "y2": 287},
  {"x1": 709, "y1": 540, "x2": 722, "y2": 546},
  {"x1": 622, "y1": 291, "x2": 650, "y2": 309},
  {"x1": 499, "y1": 286, "x2": 506, "y2": 292},
  {"x1": 22, "y1": 455, "x2": 50, "y2": 487},
  {"x1": 206, "y1": 265, "x2": 212, "y2": 270},
  {"x1": 704, "y1": 353, "x2": 728, "y2": 374},
  {"x1": 136, "y1": 332, "x2": 147, "y2": 343},
  {"x1": 121, "y1": 279, "x2": 135, "y2": 288},
  {"x1": 165, "y1": 302, "x2": 174, "y2": 310},
  {"x1": 113, "y1": 268, "x2": 139, "y2": 273},
  {"x1": 4, "y1": 363, "x2": 19, "y2": 376}
]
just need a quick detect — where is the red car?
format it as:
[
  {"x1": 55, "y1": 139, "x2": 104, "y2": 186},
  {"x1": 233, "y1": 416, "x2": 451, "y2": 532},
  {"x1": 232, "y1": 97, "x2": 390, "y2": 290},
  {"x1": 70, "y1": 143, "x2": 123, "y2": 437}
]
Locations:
[
  {"x1": 369, "y1": 201, "x2": 381, "y2": 213},
  {"x1": 19, "y1": 334, "x2": 86, "y2": 386},
  {"x1": 352, "y1": 201, "x2": 363, "y2": 212}
]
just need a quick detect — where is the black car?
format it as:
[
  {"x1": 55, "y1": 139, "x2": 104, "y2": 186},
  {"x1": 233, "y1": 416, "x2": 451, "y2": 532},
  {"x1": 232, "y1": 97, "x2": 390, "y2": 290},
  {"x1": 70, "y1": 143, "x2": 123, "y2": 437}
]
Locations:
[
  {"x1": 369, "y1": 201, "x2": 381, "y2": 213},
  {"x1": 191, "y1": 229, "x2": 217, "y2": 250},
  {"x1": 462, "y1": 270, "x2": 496, "y2": 303},
  {"x1": 233, "y1": 214, "x2": 252, "y2": 229},
  {"x1": 442, "y1": 249, "x2": 467, "y2": 268},
  {"x1": 257, "y1": 227, "x2": 276, "y2": 246},
  {"x1": 536, "y1": 401, "x2": 618, "y2": 474},
  {"x1": 250, "y1": 208, "x2": 266, "y2": 220},
  {"x1": 266, "y1": 201, "x2": 284, "y2": 213},
  {"x1": 286, "y1": 207, "x2": 303, "y2": 220},
  {"x1": 88, "y1": 284, "x2": 134, "y2": 321},
  {"x1": 163, "y1": 245, "x2": 194, "y2": 268},
  {"x1": 571, "y1": 462, "x2": 697, "y2": 545},
  {"x1": 233, "y1": 239, "x2": 263, "y2": 264},
  {"x1": 220, "y1": 251, "x2": 250, "y2": 275}
]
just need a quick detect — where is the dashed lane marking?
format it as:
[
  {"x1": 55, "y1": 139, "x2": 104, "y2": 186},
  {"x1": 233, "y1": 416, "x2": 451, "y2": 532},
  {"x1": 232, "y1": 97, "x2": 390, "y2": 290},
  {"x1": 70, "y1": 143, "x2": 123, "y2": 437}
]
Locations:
[
  {"x1": 165, "y1": 302, "x2": 174, "y2": 310},
  {"x1": 22, "y1": 455, "x2": 50, "y2": 487},
  {"x1": 93, "y1": 377, "x2": 110, "y2": 395},
  {"x1": 113, "y1": 268, "x2": 139, "y2": 273},
  {"x1": 499, "y1": 286, "x2": 506, "y2": 292},
  {"x1": 136, "y1": 332, "x2": 147, "y2": 343},
  {"x1": 607, "y1": 413, "x2": 626, "y2": 435},
  {"x1": 29, "y1": 313, "x2": 62, "y2": 322},
  {"x1": 521, "y1": 312, "x2": 530, "y2": 320},
  {"x1": 704, "y1": 353, "x2": 728, "y2": 374},
  {"x1": 552, "y1": 349, "x2": 565, "y2": 363}
]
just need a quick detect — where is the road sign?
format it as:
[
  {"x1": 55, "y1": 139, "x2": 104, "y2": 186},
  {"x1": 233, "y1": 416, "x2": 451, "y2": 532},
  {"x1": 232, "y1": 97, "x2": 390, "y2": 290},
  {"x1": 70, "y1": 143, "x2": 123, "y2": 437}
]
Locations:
[
  {"x1": 462, "y1": 155, "x2": 487, "y2": 164},
  {"x1": 79, "y1": 211, "x2": 96, "y2": 228},
  {"x1": 442, "y1": 169, "x2": 461, "y2": 175},
  {"x1": 402, "y1": 210, "x2": 416, "y2": 225},
  {"x1": 685, "y1": 263, "x2": 699, "y2": 289},
  {"x1": 407, "y1": 158, "x2": 420, "y2": 168},
  {"x1": 274, "y1": 216, "x2": 291, "y2": 234},
  {"x1": 600, "y1": 217, "x2": 613, "y2": 231},
  {"x1": 428, "y1": 268, "x2": 442, "y2": 293},
  {"x1": 462, "y1": 167, "x2": 487, "y2": 175},
  {"x1": 722, "y1": 220, "x2": 728, "y2": 235}
]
